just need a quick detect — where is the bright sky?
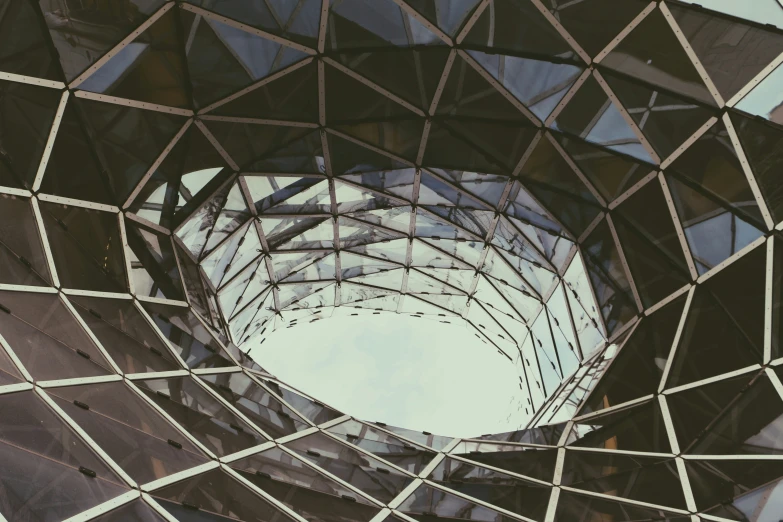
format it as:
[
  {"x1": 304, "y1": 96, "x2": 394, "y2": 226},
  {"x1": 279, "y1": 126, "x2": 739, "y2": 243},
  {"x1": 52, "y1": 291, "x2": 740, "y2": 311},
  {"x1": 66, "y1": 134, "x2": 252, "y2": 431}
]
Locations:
[{"x1": 249, "y1": 313, "x2": 530, "y2": 438}]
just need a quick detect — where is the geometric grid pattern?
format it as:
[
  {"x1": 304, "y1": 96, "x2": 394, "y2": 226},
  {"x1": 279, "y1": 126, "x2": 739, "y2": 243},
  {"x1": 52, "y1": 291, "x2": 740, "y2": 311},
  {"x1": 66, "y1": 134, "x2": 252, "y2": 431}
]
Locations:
[{"x1": 1, "y1": 0, "x2": 783, "y2": 520}]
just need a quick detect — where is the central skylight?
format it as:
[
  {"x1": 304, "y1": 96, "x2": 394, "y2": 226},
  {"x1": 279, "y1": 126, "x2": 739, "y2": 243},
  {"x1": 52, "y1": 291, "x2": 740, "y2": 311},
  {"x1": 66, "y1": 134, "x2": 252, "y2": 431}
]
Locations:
[{"x1": 249, "y1": 314, "x2": 528, "y2": 437}]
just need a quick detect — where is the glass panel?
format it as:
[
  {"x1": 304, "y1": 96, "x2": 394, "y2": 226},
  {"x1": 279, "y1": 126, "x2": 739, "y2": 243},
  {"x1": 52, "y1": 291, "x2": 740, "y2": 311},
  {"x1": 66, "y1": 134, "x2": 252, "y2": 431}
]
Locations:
[
  {"x1": 0, "y1": 195, "x2": 51, "y2": 286},
  {"x1": 0, "y1": 290, "x2": 114, "y2": 381},
  {"x1": 228, "y1": 446, "x2": 381, "y2": 521},
  {"x1": 39, "y1": 202, "x2": 128, "y2": 292},
  {"x1": 135, "y1": 375, "x2": 268, "y2": 457},
  {"x1": 285, "y1": 431, "x2": 414, "y2": 504},
  {"x1": 47, "y1": 381, "x2": 209, "y2": 484}
]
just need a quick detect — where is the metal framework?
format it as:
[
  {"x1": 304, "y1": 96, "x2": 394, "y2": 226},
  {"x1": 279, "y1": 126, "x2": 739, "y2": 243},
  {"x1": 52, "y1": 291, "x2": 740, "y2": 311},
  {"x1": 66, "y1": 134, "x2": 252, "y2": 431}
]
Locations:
[{"x1": 0, "y1": 0, "x2": 782, "y2": 519}]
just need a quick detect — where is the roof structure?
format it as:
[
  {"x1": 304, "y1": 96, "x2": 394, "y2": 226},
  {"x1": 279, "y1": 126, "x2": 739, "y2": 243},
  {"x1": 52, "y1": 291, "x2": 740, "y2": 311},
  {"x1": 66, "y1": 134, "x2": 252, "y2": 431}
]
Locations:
[{"x1": 0, "y1": 0, "x2": 783, "y2": 520}]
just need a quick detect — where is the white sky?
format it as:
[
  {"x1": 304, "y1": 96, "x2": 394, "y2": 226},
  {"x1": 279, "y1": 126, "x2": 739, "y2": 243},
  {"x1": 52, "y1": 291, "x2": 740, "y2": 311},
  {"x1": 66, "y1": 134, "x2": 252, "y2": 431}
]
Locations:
[{"x1": 249, "y1": 313, "x2": 530, "y2": 438}]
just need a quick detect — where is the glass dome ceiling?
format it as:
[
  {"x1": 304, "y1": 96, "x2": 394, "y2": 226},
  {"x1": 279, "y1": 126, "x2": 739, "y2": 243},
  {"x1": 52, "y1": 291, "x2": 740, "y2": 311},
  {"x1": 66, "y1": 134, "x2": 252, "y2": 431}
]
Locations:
[{"x1": 1, "y1": 0, "x2": 783, "y2": 520}]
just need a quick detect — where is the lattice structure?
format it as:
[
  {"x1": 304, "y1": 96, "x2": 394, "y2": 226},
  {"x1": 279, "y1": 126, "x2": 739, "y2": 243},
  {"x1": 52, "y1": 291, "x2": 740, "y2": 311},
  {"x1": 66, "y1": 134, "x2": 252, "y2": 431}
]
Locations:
[{"x1": 0, "y1": 0, "x2": 783, "y2": 520}]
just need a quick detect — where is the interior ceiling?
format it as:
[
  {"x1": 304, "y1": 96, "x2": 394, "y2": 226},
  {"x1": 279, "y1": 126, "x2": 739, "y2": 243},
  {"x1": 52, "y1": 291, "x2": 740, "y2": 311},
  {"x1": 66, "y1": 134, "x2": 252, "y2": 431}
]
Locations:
[{"x1": 1, "y1": 0, "x2": 783, "y2": 520}]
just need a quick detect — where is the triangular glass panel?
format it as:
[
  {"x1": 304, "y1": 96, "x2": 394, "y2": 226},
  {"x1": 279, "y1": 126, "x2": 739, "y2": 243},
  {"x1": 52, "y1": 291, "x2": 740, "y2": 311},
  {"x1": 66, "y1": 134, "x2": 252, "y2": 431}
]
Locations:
[
  {"x1": 602, "y1": 7, "x2": 717, "y2": 106},
  {"x1": 428, "y1": 456, "x2": 551, "y2": 521},
  {"x1": 69, "y1": 295, "x2": 180, "y2": 374},
  {"x1": 602, "y1": 70, "x2": 716, "y2": 160},
  {"x1": 184, "y1": 0, "x2": 321, "y2": 48},
  {"x1": 79, "y1": 7, "x2": 191, "y2": 108},
  {"x1": 260, "y1": 378, "x2": 343, "y2": 425},
  {"x1": 228, "y1": 446, "x2": 381, "y2": 520},
  {"x1": 140, "y1": 301, "x2": 236, "y2": 370},
  {"x1": 398, "y1": 483, "x2": 530, "y2": 521},
  {"x1": 452, "y1": 441, "x2": 558, "y2": 482},
  {"x1": 666, "y1": 243, "x2": 765, "y2": 387},
  {"x1": 581, "y1": 218, "x2": 638, "y2": 336},
  {"x1": 467, "y1": 50, "x2": 584, "y2": 121},
  {"x1": 407, "y1": 0, "x2": 485, "y2": 37},
  {"x1": 77, "y1": 97, "x2": 186, "y2": 202},
  {"x1": 39, "y1": 202, "x2": 128, "y2": 292},
  {"x1": 181, "y1": 12, "x2": 309, "y2": 109},
  {"x1": 670, "y1": 3, "x2": 783, "y2": 101},
  {"x1": 151, "y1": 468, "x2": 299, "y2": 521},
  {"x1": 0, "y1": 80, "x2": 62, "y2": 190},
  {"x1": 326, "y1": 0, "x2": 442, "y2": 49},
  {"x1": 339, "y1": 216, "x2": 405, "y2": 248},
  {"x1": 135, "y1": 375, "x2": 267, "y2": 457},
  {"x1": 176, "y1": 180, "x2": 235, "y2": 258},
  {"x1": 418, "y1": 171, "x2": 488, "y2": 209},
  {"x1": 730, "y1": 110, "x2": 783, "y2": 224},
  {"x1": 424, "y1": 118, "x2": 538, "y2": 174},
  {"x1": 562, "y1": 450, "x2": 686, "y2": 509},
  {"x1": 202, "y1": 182, "x2": 251, "y2": 257},
  {"x1": 283, "y1": 431, "x2": 411, "y2": 504},
  {"x1": 39, "y1": 100, "x2": 116, "y2": 205},
  {"x1": 583, "y1": 294, "x2": 686, "y2": 414},
  {"x1": 215, "y1": 59, "x2": 320, "y2": 121},
  {"x1": 549, "y1": 0, "x2": 651, "y2": 58},
  {"x1": 552, "y1": 74, "x2": 655, "y2": 163},
  {"x1": 0, "y1": 390, "x2": 129, "y2": 520},
  {"x1": 463, "y1": 0, "x2": 576, "y2": 60},
  {"x1": 264, "y1": 178, "x2": 330, "y2": 214},
  {"x1": 47, "y1": 380, "x2": 209, "y2": 484},
  {"x1": 41, "y1": 0, "x2": 167, "y2": 82},
  {"x1": 437, "y1": 54, "x2": 531, "y2": 123},
  {"x1": 0, "y1": 0, "x2": 62, "y2": 80},
  {"x1": 0, "y1": 195, "x2": 52, "y2": 286},
  {"x1": 518, "y1": 136, "x2": 602, "y2": 238},
  {"x1": 202, "y1": 221, "x2": 254, "y2": 286},
  {"x1": 666, "y1": 371, "x2": 778, "y2": 454},
  {"x1": 199, "y1": 372, "x2": 311, "y2": 439},
  {"x1": 554, "y1": 132, "x2": 654, "y2": 203},
  {"x1": 612, "y1": 180, "x2": 691, "y2": 307},
  {"x1": 348, "y1": 206, "x2": 413, "y2": 234},
  {"x1": 554, "y1": 489, "x2": 691, "y2": 521},
  {"x1": 687, "y1": 458, "x2": 783, "y2": 517},
  {"x1": 204, "y1": 119, "x2": 312, "y2": 170},
  {"x1": 334, "y1": 180, "x2": 399, "y2": 213},
  {"x1": 126, "y1": 220, "x2": 186, "y2": 300},
  {"x1": 0, "y1": 290, "x2": 115, "y2": 381},
  {"x1": 571, "y1": 399, "x2": 672, "y2": 453},
  {"x1": 734, "y1": 62, "x2": 783, "y2": 125}
]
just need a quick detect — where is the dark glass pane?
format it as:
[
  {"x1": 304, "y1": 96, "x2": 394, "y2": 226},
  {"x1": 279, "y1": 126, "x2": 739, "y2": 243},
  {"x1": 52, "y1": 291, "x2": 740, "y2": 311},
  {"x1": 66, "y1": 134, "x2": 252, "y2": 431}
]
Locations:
[
  {"x1": 670, "y1": 3, "x2": 783, "y2": 101},
  {"x1": 0, "y1": 195, "x2": 52, "y2": 286},
  {"x1": 39, "y1": 101, "x2": 116, "y2": 205},
  {"x1": 229, "y1": 446, "x2": 381, "y2": 521},
  {"x1": 39, "y1": 202, "x2": 128, "y2": 292},
  {"x1": 135, "y1": 375, "x2": 267, "y2": 457},
  {"x1": 260, "y1": 378, "x2": 343, "y2": 425},
  {"x1": 0, "y1": 290, "x2": 114, "y2": 381},
  {"x1": 0, "y1": 80, "x2": 61, "y2": 189},
  {"x1": 686, "y1": 458, "x2": 783, "y2": 515},
  {"x1": 152, "y1": 468, "x2": 298, "y2": 522},
  {"x1": 584, "y1": 294, "x2": 686, "y2": 413},
  {"x1": 47, "y1": 381, "x2": 209, "y2": 484},
  {"x1": 78, "y1": 7, "x2": 191, "y2": 109},
  {"x1": 69, "y1": 295, "x2": 179, "y2": 374},
  {"x1": 666, "y1": 244, "x2": 765, "y2": 387},
  {"x1": 141, "y1": 301, "x2": 235, "y2": 370},
  {"x1": 0, "y1": 390, "x2": 128, "y2": 521},
  {"x1": 285, "y1": 431, "x2": 414, "y2": 504},
  {"x1": 554, "y1": 489, "x2": 691, "y2": 521},
  {"x1": 570, "y1": 400, "x2": 672, "y2": 453},
  {"x1": 668, "y1": 371, "x2": 783, "y2": 455},
  {"x1": 613, "y1": 181, "x2": 690, "y2": 307},
  {"x1": 428, "y1": 457, "x2": 550, "y2": 520},
  {"x1": 398, "y1": 483, "x2": 520, "y2": 522},
  {"x1": 451, "y1": 441, "x2": 558, "y2": 483},
  {"x1": 77, "y1": 98, "x2": 186, "y2": 203},
  {"x1": 0, "y1": 0, "x2": 62, "y2": 80},
  {"x1": 198, "y1": 372, "x2": 310, "y2": 439},
  {"x1": 328, "y1": 419, "x2": 436, "y2": 474},
  {"x1": 561, "y1": 451, "x2": 686, "y2": 509},
  {"x1": 602, "y1": 8, "x2": 716, "y2": 106}
]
